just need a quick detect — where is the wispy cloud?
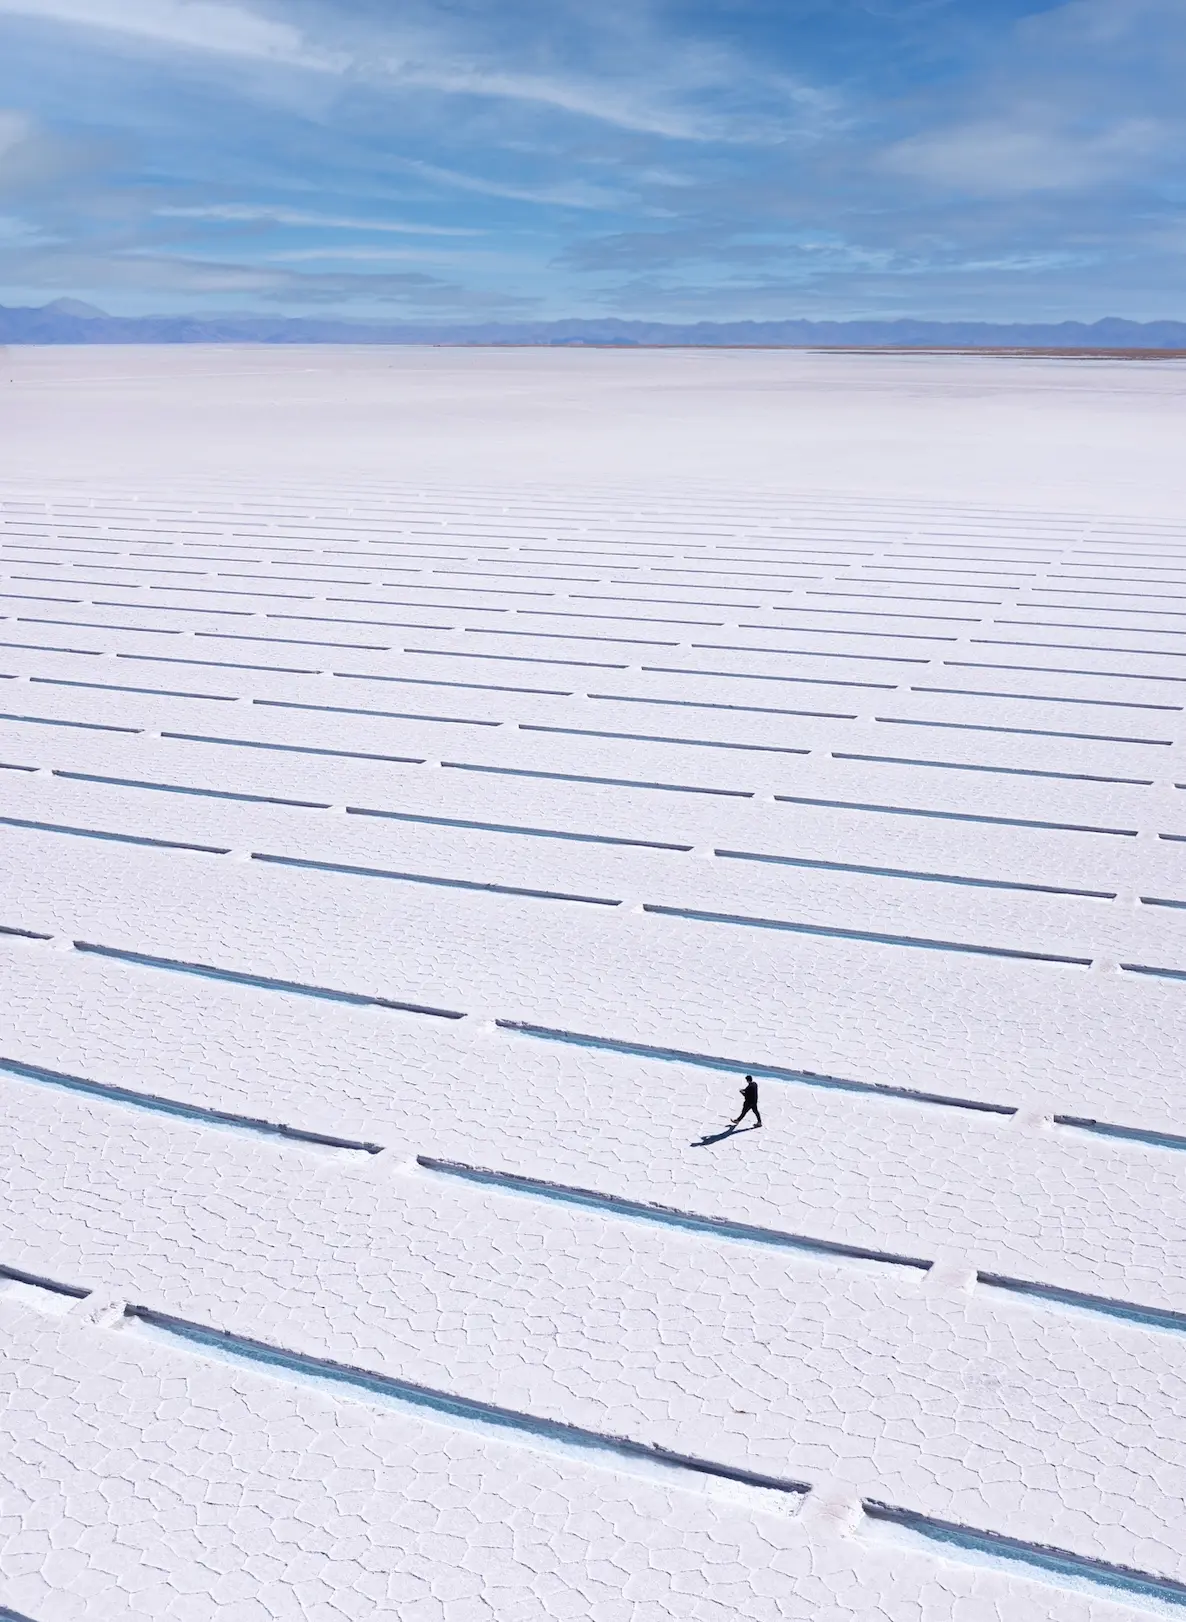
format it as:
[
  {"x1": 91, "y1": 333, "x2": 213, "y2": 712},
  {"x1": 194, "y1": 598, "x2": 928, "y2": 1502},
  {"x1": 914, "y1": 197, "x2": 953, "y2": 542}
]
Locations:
[
  {"x1": 0, "y1": 0, "x2": 342, "y2": 69},
  {"x1": 262, "y1": 245, "x2": 467, "y2": 263},
  {"x1": 881, "y1": 117, "x2": 1164, "y2": 196},
  {"x1": 0, "y1": 103, "x2": 106, "y2": 197},
  {"x1": 0, "y1": 0, "x2": 820, "y2": 143},
  {"x1": 0, "y1": 106, "x2": 31, "y2": 158},
  {"x1": 376, "y1": 54, "x2": 819, "y2": 145},
  {"x1": 3, "y1": 240, "x2": 535, "y2": 314},
  {"x1": 0, "y1": 209, "x2": 51, "y2": 245},
  {"x1": 395, "y1": 157, "x2": 625, "y2": 213},
  {"x1": 156, "y1": 203, "x2": 479, "y2": 235}
]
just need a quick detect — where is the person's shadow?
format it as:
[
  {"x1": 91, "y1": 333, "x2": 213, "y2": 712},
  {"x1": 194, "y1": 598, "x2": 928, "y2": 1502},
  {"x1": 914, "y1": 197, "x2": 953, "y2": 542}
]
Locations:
[{"x1": 691, "y1": 1124, "x2": 760, "y2": 1148}]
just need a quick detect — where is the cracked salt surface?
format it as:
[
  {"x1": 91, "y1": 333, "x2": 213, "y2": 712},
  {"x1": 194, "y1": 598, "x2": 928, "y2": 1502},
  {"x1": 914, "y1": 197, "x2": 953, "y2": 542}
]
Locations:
[{"x1": 1, "y1": 345, "x2": 1185, "y2": 1620}]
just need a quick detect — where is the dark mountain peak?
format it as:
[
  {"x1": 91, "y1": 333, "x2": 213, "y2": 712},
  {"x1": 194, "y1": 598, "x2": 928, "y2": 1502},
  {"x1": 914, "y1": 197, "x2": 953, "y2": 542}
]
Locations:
[{"x1": 41, "y1": 298, "x2": 108, "y2": 318}]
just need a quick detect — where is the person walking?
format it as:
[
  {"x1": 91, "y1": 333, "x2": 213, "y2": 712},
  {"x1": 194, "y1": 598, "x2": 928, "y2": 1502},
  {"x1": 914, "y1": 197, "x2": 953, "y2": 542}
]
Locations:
[{"x1": 732, "y1": 1075, "x2": 761, "y2": 1129}]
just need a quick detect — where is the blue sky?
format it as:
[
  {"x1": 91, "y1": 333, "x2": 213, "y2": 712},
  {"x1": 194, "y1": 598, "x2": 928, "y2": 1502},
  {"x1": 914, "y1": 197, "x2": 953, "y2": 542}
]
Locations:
[{"x1": 0, "y1": 0, "x2": 1182, "y2": 323}]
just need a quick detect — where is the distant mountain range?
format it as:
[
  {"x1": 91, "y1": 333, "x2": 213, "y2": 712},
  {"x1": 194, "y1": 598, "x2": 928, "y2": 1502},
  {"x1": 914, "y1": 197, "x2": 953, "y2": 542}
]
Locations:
[{"x1": 2, "y1": 298, "x2": 1186, "y2": 349}]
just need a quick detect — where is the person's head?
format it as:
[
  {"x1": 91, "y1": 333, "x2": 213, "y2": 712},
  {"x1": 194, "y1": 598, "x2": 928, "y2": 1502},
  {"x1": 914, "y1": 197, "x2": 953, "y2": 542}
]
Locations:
[{"x1": 745, "y1": 1074, "x2": 752, "y2": 1083}]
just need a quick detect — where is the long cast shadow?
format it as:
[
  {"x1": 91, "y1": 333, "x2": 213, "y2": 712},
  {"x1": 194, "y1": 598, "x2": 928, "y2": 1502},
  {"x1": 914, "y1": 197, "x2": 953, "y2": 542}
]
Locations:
[{"x1": 691, "y1": 1124, "x2": 760, "y2": 1148}]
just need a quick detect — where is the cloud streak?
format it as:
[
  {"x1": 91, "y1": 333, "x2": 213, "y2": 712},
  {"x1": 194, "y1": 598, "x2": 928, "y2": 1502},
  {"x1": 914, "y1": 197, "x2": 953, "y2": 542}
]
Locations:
[
  {"x1": 881, "y1": 117, "x2": 1164, "y2": 196},
  {"x1": 0, "y1": 0, "x2": 341, "y2": 69},
  {"x1": 156, "y1": 204, "x2": 479, "y2": 235},
  {"x1": 0, "y1": 0, "x2": 817, "y2": 143}
]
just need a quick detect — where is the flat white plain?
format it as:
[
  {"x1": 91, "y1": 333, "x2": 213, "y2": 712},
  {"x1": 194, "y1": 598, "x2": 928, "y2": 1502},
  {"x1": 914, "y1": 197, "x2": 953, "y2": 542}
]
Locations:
[{"x1": 0, "y1": 346, "x2": 1185, "y2": 1621}]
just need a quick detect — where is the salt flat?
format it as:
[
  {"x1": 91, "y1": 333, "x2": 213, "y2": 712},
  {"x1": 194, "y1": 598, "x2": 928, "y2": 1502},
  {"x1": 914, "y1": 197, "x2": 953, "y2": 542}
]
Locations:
[{"x1": 1, "y1": 347, "x2": 1185, "y2": 1621}]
